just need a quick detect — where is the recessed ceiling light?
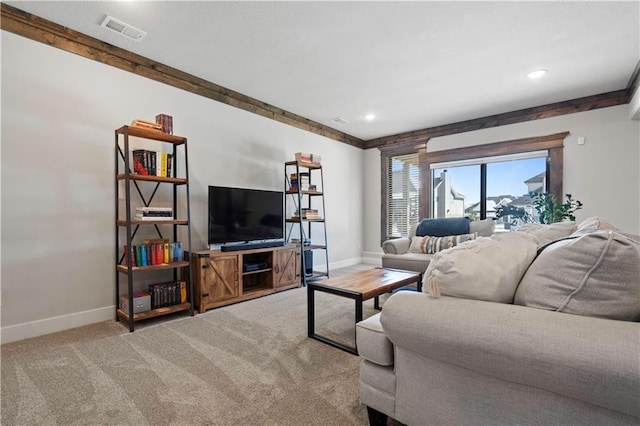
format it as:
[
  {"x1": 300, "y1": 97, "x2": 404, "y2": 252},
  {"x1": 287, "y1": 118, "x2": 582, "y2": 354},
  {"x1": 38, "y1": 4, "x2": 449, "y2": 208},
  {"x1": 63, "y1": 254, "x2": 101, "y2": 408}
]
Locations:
[
  {"x1": 365, "y1": 114, "x2": 376, "y2": 121},
  {"x1": 527, "y1": 69, "x2": 547, "y2": 79}
]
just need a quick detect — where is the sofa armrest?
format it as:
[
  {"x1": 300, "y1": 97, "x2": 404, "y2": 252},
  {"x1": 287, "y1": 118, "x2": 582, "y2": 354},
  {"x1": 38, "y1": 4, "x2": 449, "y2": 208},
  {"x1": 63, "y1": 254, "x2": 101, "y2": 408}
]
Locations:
[
  {"x1": 381, "y1": 238, "x2": 411, "y2": 254},
  {"x1": 380, "y1": 292, "x2": 640, "y2": 418}
]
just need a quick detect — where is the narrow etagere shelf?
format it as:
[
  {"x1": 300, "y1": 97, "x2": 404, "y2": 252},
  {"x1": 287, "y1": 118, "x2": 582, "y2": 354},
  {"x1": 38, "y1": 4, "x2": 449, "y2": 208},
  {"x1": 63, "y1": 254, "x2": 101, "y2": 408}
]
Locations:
[
  {"x1": 284, "y1": 158, "x2": 329, "y2": 285},
  {"x1": 114, "y1": 123, "x2": 194, "y2": 332}
]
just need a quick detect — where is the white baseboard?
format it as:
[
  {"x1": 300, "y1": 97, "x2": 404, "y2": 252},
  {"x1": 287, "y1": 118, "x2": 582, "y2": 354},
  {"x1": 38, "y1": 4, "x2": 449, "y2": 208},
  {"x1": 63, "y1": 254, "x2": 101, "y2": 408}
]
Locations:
[
  {"x1": 361, "y1": 251, "x2": 383, "y2": 266},
  {"x1": 1, "y1": 305, "x2": 114, "y2": 345},
  {"x1": 328, "y1": 257, "x2": 363, "y2": 270}
]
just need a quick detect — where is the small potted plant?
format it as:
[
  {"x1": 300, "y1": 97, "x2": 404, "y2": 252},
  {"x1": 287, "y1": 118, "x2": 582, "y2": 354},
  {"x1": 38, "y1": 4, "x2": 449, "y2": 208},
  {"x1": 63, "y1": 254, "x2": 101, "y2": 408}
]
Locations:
[
  {"x1": 494, "y1": 204, "x2": 534, "y2": 229},
  {"x1": 529, "y1": 191, "x2": 583, "y2": 224}
]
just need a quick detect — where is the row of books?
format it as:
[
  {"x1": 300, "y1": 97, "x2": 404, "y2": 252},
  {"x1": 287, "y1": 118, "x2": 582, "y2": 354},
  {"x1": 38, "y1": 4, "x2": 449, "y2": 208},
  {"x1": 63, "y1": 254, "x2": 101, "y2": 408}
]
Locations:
[
  {"x1": 292, "y1": 208, "x2": 321, "y2": 220},
  {"x1": 132, "y1": 149, "x2": 173, "y2": 177},
  {"x1": 131, "y1": 118, "x2": 162, "y2": 131},
  {"x1": 290, "y1": 172, "x2": 310, "y2": 191},
  {"x1": 135, "y1": 206, "x2": 173, "y2": 221},
  {"x1": 149, "y1": 281, "x2": 187, "y2": 309},
  {"x1": 124, "y1": 240, "x2": 183, "y2": 267}
]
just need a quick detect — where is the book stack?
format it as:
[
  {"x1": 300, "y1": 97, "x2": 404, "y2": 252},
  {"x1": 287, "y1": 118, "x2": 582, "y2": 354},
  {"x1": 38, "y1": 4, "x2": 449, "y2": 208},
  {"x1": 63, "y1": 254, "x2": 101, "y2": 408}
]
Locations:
[
  {"x1": 289, "y1": 172, "x2": 310, "y2": 191},
  {"x1": 135, "y1": 207, "x2": 173, "y2": 221},
  {"x1": 295, "y1": 152, "x2": 322, "y2": 166},
  {"x1": 149, "y1": 281, "x2": 187, "y2": 309},
  {"x1": 131, "y1": 118, "x2": 162, "y2": 132},
  {"x1": 292, "y1": 208, "x2": 320, "y2": 220},
  {"x1": 155, "y1": 114, "x2": 173, "y2": 134},
  {"x1": 123, "y1": 241, "x2": 183, "y2": 267},
  {"x1": 132, "y1": 150, "x2": 173, "y2": 177}
]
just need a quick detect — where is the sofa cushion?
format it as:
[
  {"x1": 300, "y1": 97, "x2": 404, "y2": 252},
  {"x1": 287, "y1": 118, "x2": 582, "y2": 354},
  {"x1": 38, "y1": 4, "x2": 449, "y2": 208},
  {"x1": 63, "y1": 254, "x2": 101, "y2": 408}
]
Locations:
[
  {"x1": 514, "y1": 230, "x2": 640, "y2": 321},
  {"x1": 516, "y1": 221, "x2": 576, "y2": 247},
  {"x1": 423, "y1": 232, "x2": 539, "y2": 303},
  {"x1": 356, "y1": 313, "x2": 394, "y2": 366},
  {"x1": 381, "y1": 253, "x2": 433, "y2": 274},
  {"x1": 416, "y1": 217, "x2": 470, "y2": 237},
  {"x1": 469, "y1": 218, "x2": 495, "y2": 237},
  {"x1": 408, "y1": 233, "x2": 477, "y2": 254}
]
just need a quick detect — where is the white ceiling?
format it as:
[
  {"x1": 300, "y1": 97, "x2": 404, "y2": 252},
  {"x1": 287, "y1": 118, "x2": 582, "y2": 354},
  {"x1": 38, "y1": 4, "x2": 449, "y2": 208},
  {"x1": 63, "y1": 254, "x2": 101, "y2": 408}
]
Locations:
[{"x1": 6, "y1": 1, "x2": 640, "y2": 141}]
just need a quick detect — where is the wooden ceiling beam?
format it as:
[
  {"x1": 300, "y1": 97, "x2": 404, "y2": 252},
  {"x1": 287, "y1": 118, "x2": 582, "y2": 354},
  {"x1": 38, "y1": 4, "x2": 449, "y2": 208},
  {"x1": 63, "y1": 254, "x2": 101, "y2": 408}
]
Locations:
[
  {"x1": 365, "y1": 89, "x2": 629, "y2": 150},
  {"x1": 0, "y1": 3, "x2": 365, "y2": 149}
]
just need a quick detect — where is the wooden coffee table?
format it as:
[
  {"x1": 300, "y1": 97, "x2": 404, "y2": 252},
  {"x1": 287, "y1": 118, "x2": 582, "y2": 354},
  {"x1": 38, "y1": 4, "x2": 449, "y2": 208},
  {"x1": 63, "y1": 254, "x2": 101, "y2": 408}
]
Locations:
[{"x1": 307, "y1": 267, "x2": 422, "y2": 354}]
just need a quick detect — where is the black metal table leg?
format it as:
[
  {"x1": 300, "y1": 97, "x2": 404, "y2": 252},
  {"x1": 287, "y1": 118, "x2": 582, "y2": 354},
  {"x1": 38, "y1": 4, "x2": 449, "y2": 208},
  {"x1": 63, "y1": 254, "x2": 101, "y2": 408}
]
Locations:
[{"x1": 307, "y1": 285, "x2": 315, "y2": 337}]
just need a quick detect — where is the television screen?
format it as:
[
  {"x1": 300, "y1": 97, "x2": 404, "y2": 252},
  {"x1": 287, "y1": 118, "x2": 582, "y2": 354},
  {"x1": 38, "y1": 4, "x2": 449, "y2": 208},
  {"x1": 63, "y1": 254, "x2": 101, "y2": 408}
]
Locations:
[{"x1": 208, "y1": 186, "x2": 284, "y2": 245}]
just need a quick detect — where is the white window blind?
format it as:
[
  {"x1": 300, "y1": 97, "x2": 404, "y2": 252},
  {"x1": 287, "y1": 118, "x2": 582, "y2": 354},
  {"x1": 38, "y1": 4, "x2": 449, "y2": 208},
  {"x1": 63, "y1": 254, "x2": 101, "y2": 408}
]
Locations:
[{"x1": 387, "y1": 152, "x2": 420, "y2": 238}]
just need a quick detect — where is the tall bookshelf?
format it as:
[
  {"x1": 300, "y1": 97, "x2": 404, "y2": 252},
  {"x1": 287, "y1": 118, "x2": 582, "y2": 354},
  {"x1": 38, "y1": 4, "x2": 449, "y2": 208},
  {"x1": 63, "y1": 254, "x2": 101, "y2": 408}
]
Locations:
[
  {"x1": 114, "y1": 125, "x2": 194, "y2": 331},
  {"x1": 284, "y1": 160, "x2": 329, "y2": 285}
]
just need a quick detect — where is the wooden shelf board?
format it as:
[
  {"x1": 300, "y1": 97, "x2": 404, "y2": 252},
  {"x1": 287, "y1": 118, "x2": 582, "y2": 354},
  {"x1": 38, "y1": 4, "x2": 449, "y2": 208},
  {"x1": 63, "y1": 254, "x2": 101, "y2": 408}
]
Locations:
[
  {"x1": 117, "y1": 219, "x2": 188, "y2": 226},
  {"x1": 117, "y1": 261, "x2": 190, "y2": 273},
  {"x1": 117, "y1": 303, "x2": 191, "y2": 322},
  {"x1": 303, "y1": 244, "x2": 327, "y2": 251},
  {"x1": 242, "y1": 268, "x2": 273, "y2": 276},
  {"x1": 116, "y1": 125, "x2": 186, "y2": 144},
  {"x1": 286, "y1": 218, "x2": 325, "y2": 223},
  {"x1": 285, "y1": 190, "x2": 323, "y2": 196},
  {"x1": 117, "y1": 173, "x2": 187, "y2": 185},
  {"x1": 285, "y1": 160, "x2": 322, "y2": 169},
  {"x1": 241, "y1": 286, "x2": 273, "y2": 297}
]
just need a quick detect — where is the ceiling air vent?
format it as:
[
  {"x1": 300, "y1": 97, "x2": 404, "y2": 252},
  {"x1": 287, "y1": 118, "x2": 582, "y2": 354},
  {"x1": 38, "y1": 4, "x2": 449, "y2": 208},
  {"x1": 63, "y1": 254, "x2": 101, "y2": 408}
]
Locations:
[
  {"x1": 100, "y1": 15, "x2": 147, "y2": 42},
  {"x1": 331, "y1": 117, "x2": 350, "y2": 125}
]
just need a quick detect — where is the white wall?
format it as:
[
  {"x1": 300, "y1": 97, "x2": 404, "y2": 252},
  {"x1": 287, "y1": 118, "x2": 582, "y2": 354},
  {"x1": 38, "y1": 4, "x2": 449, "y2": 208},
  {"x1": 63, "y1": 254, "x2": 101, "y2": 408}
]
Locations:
[
  {"x1": 363, "y1": 105, "x2": 640, "y2": 255},
  {"x1": 1, "y1": 31, "x2": 363, "y2": 343}
]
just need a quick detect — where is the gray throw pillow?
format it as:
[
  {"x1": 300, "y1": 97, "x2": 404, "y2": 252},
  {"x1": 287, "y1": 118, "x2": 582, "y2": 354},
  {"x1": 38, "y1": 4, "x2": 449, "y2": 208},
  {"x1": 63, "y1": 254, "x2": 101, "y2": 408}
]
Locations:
[{"x1": 514, "y1": 230, "x2": 640, "y2": 321}]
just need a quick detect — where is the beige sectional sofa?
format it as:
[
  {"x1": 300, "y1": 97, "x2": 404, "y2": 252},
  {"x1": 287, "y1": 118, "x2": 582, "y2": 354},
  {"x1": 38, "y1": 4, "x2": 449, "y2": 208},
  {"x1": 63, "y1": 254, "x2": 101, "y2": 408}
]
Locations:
[{"x1": 359, "y1": 218, "x2": 640, "y2": 425}]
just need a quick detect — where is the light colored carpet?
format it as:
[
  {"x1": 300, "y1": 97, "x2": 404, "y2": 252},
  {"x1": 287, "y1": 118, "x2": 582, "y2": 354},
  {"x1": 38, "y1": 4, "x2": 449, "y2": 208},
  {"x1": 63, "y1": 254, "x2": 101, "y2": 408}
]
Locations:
[{"x1": 2, "y1": 266, "x2": 400, "y2": 425}]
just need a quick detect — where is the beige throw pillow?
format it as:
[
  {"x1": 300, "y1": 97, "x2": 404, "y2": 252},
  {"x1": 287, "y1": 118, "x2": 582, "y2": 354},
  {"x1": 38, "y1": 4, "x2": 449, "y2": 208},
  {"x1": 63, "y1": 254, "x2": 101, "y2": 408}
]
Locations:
[
  {"x1": 423, "y1": 232, "x2": 539, "y2": 303},
  {"x1": 408, "y1": 233, "x2": 477, "y2": 254},
  {"x1": 516, "y1": 221, "x2": 576, "y2": 247},
  {"x1": 574, "y1": 216, "x2": 617, "y2": 235},
  {"x1": 514, "y1": 230, "x2": 640, "y2": 321}
]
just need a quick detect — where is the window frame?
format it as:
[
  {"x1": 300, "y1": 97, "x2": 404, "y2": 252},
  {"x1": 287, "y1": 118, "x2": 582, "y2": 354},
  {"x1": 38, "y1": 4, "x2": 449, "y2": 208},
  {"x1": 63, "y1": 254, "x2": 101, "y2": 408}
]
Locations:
[
  {"x1": 379, "y1": 141, "x2": 426, "y2": 243},
  {"x1": 420, "y1": 132, "x2": 568, "y2": 219}
]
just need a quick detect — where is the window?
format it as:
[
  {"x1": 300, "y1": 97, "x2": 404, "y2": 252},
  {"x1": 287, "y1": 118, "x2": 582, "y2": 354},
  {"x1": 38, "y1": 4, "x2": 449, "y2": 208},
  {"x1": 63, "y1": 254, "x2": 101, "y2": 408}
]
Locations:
[
  {"x1": 387, "y1": 152, "x2": 420, "y2": 238},
  {"x1": 379, "y1": 142, "x2": 425, "y2": 242},
  {"x1": 431, "y1": 152, "x2": 548, "y2": 229},
  {"x1": 420, "y1": 132, "x2": 567, "y2": 222},
  {"x1": 379, "y1": 132, "x2": 567, "y2": 244}
]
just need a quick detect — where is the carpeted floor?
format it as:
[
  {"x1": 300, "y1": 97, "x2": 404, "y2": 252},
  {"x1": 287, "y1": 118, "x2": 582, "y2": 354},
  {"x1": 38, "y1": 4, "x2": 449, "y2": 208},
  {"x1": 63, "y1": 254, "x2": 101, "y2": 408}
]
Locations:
[{"x1": 1, "y1": 265, "x2": 400, "y2": 425}]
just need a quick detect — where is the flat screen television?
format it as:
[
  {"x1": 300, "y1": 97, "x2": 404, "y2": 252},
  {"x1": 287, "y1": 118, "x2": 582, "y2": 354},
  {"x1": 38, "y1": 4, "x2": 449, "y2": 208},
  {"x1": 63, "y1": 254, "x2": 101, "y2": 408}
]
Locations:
[{"x1": 208, "y1": 185, "x2": 284, "y2": 248}]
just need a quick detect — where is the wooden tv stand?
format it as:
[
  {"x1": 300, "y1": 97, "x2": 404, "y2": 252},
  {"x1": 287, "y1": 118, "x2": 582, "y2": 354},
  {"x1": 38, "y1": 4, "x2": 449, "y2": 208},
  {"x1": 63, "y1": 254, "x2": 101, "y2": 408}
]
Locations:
[{"x1": 191, "y1": 244, "x2": 301, "y2": 313}]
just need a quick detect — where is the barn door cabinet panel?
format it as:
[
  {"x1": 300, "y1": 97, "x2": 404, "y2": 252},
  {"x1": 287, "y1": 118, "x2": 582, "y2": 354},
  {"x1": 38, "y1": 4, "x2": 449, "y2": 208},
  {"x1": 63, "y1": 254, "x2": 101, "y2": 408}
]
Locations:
[
  {"x1": 194, "y1": 253, "x2": 239, "y2": 313},
  {"x1": 274, "y1": 247, "x2": 300, "y2": 288}
]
